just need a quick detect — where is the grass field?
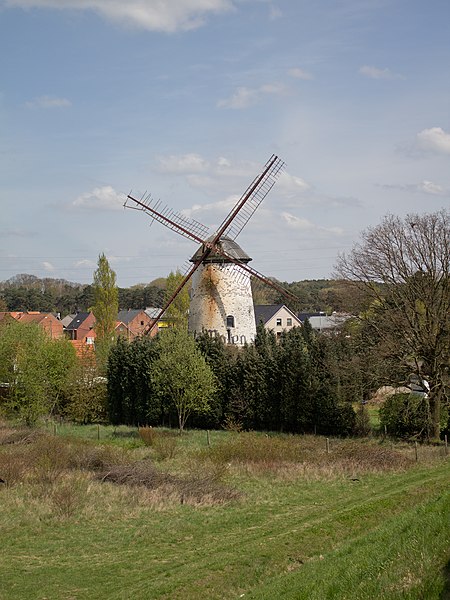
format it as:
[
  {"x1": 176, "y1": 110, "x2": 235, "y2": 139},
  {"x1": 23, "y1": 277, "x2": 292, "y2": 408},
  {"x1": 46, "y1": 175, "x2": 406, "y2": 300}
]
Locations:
[{"x1": 0, "y1": 424, "x2": 449, "y2": 599}]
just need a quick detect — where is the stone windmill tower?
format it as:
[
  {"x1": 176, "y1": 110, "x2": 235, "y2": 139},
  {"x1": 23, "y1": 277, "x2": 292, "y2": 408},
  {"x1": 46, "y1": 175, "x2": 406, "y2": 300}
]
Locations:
[{"x1": 125, "y1": 155, "x2": 297, "y2": 345}]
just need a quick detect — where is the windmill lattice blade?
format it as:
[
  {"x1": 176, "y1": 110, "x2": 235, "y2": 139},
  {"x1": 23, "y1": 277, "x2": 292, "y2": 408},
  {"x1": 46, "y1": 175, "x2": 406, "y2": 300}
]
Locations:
[
  {"x1": 211, "y1": 243, "x2": 299, "y2": 303},
  {"x1": 143, "y1": 259, "x2": 203, "y2": 335},
  {"x1": 125, "y1": 193, "x2": 209, "y2": 244},
  {"x1": 220, "y1": 155, "x2": 285, "y2": 241}
]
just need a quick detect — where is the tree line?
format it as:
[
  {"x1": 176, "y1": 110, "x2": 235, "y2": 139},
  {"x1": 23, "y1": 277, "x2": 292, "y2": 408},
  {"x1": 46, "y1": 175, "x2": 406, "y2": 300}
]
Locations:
[
  {"x1": 0, "y1": 274, "x2": 165, "y2": 314},
  {"x1": 0, "y1": 209, "x2": 448, "y2": 441},
  {"x1": 0, "y1": 273, "x2": 356, "y2": 316},
  {"x1": 107, "y1": 324, "x2": 357, "y2": 436}
]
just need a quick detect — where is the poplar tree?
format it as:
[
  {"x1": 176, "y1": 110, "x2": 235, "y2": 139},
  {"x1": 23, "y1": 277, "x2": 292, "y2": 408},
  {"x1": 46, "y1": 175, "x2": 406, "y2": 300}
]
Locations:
[
  {"x1": 92, "y1": 253, "x2": 118, "y2": 372},
  {"x1": 164, "y1": 270, "x2": 190, "y2": 329},
  {"x1": 92, "y1": 253, "x2": 118, "y2": 340}
]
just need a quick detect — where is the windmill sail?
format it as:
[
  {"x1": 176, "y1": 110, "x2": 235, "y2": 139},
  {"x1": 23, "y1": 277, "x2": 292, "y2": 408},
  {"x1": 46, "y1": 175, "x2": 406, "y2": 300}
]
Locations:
[
  {"x1": 125, "y1": 154, "x2": 299, "y2": 342},
  {"x1": 125, "y1": 193, "x2": 209, "y2": 243},
  {"x1": 217, "y1": 154, "x2": 285, "y2": 241}
]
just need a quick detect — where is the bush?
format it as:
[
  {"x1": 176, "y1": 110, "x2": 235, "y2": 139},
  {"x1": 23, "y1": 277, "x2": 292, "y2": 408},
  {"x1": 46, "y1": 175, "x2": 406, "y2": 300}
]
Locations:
[
  {"x1": 138, "y1": 426, "x2": 156, "y2": 446},
  {"x1": 379, "y1": 393, "x2": 435, "y2": 440},
  {"x1": 354, "y1": 403, "x2": 372, "y2": 436}
]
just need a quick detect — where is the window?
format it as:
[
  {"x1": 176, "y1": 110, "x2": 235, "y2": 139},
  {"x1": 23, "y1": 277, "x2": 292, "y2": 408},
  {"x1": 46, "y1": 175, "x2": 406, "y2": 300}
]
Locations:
[
  {"x1": 226, "y1": 315, "x2": 235, "y2": 328},
  {"x1": 287, "y1": 318, "x2": 292, "y2": 326},
  {"x1": 140, "y1": 321, "x2": 144, "y2": 326},
  {"x1": 276, "y1": 318, "x2": 282, "y2": 327}
]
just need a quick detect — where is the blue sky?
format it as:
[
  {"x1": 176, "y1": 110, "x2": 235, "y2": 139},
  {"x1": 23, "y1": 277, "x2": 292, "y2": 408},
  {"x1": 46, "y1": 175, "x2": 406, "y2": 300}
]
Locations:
[{"x1": 1, "y1": 0, "x2": 449, "y2": 287}]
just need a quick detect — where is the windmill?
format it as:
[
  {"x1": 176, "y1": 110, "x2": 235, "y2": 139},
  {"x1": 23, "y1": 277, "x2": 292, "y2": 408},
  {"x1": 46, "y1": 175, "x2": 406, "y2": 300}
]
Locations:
[{"x1": 125, "y1": 154, "x2": 298, "y2": 345}]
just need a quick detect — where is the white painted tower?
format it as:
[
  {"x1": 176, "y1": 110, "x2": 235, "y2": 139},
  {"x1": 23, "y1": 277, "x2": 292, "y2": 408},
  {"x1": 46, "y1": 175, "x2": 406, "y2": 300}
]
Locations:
[{"x1": 188, "y1": 236, "x2": 256, "y2": 346}]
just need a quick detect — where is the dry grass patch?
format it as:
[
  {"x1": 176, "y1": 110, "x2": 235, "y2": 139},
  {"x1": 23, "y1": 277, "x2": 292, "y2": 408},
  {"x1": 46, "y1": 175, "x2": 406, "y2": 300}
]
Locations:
[
  {"x1": 66, "y1": 439, "x2": 131, "y2": 471},
  {"x1": 96, "y1": 459, "x2": 240, "y2": 506},
  {"x1": 0, "y1": 426, "x2": 45, "y2": 446},
  {"x1": 0, "y1": 446, "x2": 30, "y2": 487},
  {"x1": 200, "y1": 433, "x2": 415, "y2": 479},
  {"x1": 139, "y1": 427, "x2": 179, "y2": 460}
]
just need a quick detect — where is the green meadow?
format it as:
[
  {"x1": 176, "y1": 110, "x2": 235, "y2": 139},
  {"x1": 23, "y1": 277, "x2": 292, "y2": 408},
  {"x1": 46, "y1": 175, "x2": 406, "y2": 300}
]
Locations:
[{"x1": 0, "y1": 425, "x2": 449, "y2": 600}]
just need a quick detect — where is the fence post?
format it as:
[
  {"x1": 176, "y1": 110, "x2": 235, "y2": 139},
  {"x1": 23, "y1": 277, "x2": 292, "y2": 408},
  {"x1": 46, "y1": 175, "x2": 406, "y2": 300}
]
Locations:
[
  {"x1": 326, "y1": 438, "x2": 330, "y2": 454},
  {"x1": 414, "y1": 441, "x2": 418, "y2": 462},
  {"x1": 97, "y1": 424, "x2": 100, "y2": 440},
  {"x1": 207, "y1": 430, "x2": 210, "y2": 446},
  {"x1": 445, "y1": 434, "x2": 448, "y2": 455}
]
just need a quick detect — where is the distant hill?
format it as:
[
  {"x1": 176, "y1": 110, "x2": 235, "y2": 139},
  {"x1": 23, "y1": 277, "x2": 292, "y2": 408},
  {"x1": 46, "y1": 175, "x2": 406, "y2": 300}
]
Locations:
[
  {"x1": 0, "y1": 274, "x2": 165, "y2": 315},
  {"x1": 0, "y1": 274, "x2": 368, "y2": 316}
]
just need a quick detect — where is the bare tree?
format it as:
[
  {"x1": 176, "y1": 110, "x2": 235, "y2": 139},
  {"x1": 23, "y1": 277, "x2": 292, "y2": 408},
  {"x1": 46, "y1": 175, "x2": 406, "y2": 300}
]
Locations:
[{"x1": 335, "y1": 209, "x2": 449, "y2": 438}]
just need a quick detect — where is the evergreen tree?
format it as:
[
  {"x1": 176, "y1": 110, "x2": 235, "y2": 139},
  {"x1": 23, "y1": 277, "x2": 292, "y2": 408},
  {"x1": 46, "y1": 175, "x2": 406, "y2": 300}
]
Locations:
[{"x1": 194, "y1": 332, "x2": 235, "y2": 428}]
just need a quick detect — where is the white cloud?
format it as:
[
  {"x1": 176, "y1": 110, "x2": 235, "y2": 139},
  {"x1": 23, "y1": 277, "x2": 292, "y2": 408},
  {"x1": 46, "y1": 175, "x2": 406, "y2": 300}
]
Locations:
[
  {"x1": 419, "y1": 180, "x2": 446, "y2": 195},
  {"x1": 74, "y1": 259, "x2": 97, "y2": 269},
  {"x1": 281, "y1": 212, "x2": 343, "y2": 235},
  {"x1": 155, "y1": 153, "x2": 257, "y2": 181},
  {"x1": 415, "y1": 127, "x2": 450, "y2": 155},
  {"x1": 288, "y1": 67, "x2": 312, "y2": 80},
  {"x1": 217, "y1": 83, "x2": 285, "y2": 109},
  {"x1": 277, "y1": 171, "x2": 311, "y2": 195},
  {"x1": 181, "y1": 195, "x2": 237, "y2": 218},
  {"x1": 4, "y1": 0, "x2": 234, "y2": 33},
  {"x1": 42, "y1": 261, "x2": 55, "y2": 271},
  {"x1": 381, "y1": 180, "x2": 449, "y2": 196},
  {"x1": 359, "y1": 65, "x2": 402, "y2": 80},
  {"x1": 156, "y1": 153, "x2": 209, "y2": 173},
  {"x1": 25, "y1": 95, "x2": 71, "y2": 109},
  {"x1": 72, "y1": 186, "x2": 123, "y2": 211}
]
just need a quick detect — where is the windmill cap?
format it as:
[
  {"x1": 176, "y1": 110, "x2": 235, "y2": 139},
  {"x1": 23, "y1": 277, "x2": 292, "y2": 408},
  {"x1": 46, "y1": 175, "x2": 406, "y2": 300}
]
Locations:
[{"x1": 190, "y1": 235, "x2": 252, "y2": 263}]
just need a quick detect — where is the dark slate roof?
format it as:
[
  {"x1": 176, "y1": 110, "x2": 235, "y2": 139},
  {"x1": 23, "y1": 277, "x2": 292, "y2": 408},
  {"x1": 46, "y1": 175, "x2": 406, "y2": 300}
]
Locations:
[
  {"x1": 298, "y1": 312, "x2": 325, "y2": 323},
  {"x1": 190, "y1": 235, "x2": 252, "y2": 263},
  {"x1": 254, "y1": 304, "x2": 285, "y2": 325},
  {"x1": 117, "y1": 309, "x2": 144, "y2": 324},
  {"x1": 66, "y1": 312, "x2": 91, "y2": 330}
]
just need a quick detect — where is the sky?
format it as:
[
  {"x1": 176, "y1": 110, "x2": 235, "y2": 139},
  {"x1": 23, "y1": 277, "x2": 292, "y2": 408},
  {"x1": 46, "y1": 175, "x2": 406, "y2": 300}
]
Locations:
[{"x1": 1, "y1": 0, "x2": 449, "y2": 287}]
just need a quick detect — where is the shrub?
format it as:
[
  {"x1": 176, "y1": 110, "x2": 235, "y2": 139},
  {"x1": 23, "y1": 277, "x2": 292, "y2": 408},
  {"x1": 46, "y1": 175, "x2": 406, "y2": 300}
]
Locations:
[
  {"x1": 354, "y1": 403, "x2": 372, "y2": 436},
  {"x1": 379, "y1": 393, "x2": 434, "y2": 440},
  {"x1": 153, "y1": 434, "x2": 178, "y2": 460},
  {"x1": 0, "y1": 447, "x2": 29, "y2": 487},
  {"x1": 48, "y1": 476, "x2": 88, "y2": 518},
  {"x1": 32, "y1": 435, "x2": 71, "y2": 483},
  {"x1": 138, "y1": 426, "x2": 157, "y2": 446},
  {"x1": 66, "y1": 440, "x2": 129, "y2": 471}
]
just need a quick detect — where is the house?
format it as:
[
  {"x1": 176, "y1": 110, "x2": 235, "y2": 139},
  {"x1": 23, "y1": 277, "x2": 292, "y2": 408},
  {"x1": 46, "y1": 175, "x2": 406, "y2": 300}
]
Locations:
[
  {"x1": 60, "y1": 313, "x2": 76, "y2": 328},
  {"x1": 254, "y1": 304, "x2": 302, "y2": 338},
  {"x1": 65, "y1": 312, "x2": 96, "y2": 344},
  {"x1": 145, "y1": 307, "x2": 171, "y2": 330},
  {"x1": 298, "y1": 312, "x2": 352, "y2": 332},
  {"x1": 117, "y1": 309, "x2": 155, "y2": 339},
  {"x1": 0, "y1": 311, "x2": 64, "y2": 338}
]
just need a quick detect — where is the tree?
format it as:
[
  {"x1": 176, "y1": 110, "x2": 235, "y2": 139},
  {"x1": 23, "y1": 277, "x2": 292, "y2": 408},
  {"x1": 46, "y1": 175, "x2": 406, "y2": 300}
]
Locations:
[
  {"x1": 92, "y1": 253, "x2": 119, "y2": 372},
  {"x1": 335, "y1": 210, "x2": 449, "y2": 438},
  {"x1": 107, "y1": 336, "x2": 163, "y2": 426},
  {"x1": 65, "y1": 345, "x2": 107, "y2": 424},
  {"x1": 164, "y1": 270, "x2": 190, "y2": 329},
  {"x1": 153, "y1": 329, "x2": 216, "y2": 433},
  {"x1": 0, "y1": 320, "x2": 77, "y2": 425}
]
